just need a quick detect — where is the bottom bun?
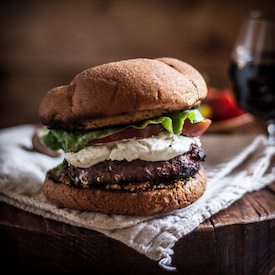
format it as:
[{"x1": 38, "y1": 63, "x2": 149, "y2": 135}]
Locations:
[{"x1": 43, "y1": 168, "x2": 207, "y2": 216}]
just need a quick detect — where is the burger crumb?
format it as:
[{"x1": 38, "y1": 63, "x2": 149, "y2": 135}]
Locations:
[
  {"x1": 105, "y1": 183, "x2": 122, "y2": 190},
  {"x1": 124, "y1": 181, "x2": 151, "y2": 192}
]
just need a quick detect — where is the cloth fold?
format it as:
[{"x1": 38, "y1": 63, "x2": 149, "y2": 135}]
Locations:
[{"x1": 0, "y1": 125, "x2": 274, "y2": 270}]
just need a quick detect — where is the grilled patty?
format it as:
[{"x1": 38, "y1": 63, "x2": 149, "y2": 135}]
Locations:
[{"x1": 50, "y1": 144, "x2": 205, "y2": 191}]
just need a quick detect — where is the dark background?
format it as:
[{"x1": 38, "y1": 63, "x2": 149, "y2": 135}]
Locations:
[{"x1": 0, "y1": 0, "x2": 273, "y2": 128}]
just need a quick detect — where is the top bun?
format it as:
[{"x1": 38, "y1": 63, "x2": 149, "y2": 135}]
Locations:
[{"x1": 39, "y1": 58, "x2": 207, "y2": 130}]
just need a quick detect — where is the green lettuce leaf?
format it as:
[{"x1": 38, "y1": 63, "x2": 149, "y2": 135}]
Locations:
[
  {"x1": 41, "y1": 109, "x2": 204, "y2": 152},
  {"x1": 41, "y1": 126, "x2": 124, "y2": 153}
]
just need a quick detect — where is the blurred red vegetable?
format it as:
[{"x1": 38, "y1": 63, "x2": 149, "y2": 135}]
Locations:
[{"x1": 201, "y1": 87, "x2": 245, "y2": 122}]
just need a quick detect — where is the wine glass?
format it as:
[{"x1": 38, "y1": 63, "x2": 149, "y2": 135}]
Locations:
[{"x1": 229, "y1": 11, "x2": 275, "y2": 145}]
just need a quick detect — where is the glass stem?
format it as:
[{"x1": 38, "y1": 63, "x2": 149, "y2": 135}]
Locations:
[{"x1": 267, "y1": 119, "x2": 275, "y2": 146}]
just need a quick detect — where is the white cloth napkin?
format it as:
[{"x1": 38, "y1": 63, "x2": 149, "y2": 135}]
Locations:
[{"x1": 0, "y1": 125, "x2": 274, "y2": 270}]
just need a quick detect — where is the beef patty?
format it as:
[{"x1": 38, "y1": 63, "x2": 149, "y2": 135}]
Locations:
[{"x1": 49, "y1": 144, "x2": 205, "y2": 191}]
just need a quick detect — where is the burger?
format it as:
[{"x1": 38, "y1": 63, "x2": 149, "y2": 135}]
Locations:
[{"x1": 39, "y1": 57, "x2": 211, "y2": 216}]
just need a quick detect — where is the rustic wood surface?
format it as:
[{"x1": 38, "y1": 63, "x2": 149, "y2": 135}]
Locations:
[
  {"x1": 0, "y1": 182, "x2": 274, "y2": 274},
  {"x1": 2, "y1": 1, "x2": 275, "y2": 129}
]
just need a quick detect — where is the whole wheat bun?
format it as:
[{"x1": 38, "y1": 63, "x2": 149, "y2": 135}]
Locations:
[
  {"x1": 39, "y1": 58, "x2": 207, "y2": 130},
  {"x1": 43, "y1": 168, "x2": 206, "y2": 216}
]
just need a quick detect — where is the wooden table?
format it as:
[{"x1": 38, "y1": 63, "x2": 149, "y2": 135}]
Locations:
[
  {"x1": 0, "y1": 183, "x2": 274, "y2": 274},
  {"x1": 0, "y1": 121, "x2": 274, "y2": 274}
]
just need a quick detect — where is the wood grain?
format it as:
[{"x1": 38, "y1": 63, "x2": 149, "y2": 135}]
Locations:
[
  {"x1": 2, "y1": 0, "x2": 275, "y2": 128},
  {"x1": 0, "y1": 182, "x2": 274, "y2": 274}
]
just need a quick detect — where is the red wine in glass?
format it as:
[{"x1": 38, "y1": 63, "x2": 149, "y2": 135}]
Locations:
[
  {"x1": 230, "y1": 57, "x2": 275, "y2": 120},
  {"x1": 229, "y1": 11, "x2": 275, "y2": 144}
]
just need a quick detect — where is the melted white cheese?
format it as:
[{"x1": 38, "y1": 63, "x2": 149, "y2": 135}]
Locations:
[{"x1": 65, "y1": 133, "x2": 201, "y2": 168}]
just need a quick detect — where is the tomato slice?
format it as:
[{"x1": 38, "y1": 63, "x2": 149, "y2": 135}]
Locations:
[
  {"x1": 90, "y1": 119, "x2": 211, "y2": 144},
  {"x1": 182, "y1": 119, "x2": 211, "y2": 137},
  {"x1": 90, "y1": 125, "x2": 163, "y2": 144}
]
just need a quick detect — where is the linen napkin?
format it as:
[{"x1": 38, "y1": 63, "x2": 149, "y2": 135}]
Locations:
[{"x1": 0, "y1": 125, "x2": 274, "y2": 271}]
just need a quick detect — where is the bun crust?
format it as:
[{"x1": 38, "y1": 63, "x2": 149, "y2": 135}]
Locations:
[
  {"x1": 39, "y1": 58, "x2": 207, "y2": 130},
  {"x1": 43, "y1": 168, "x2": 206, "y2": 216}
]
